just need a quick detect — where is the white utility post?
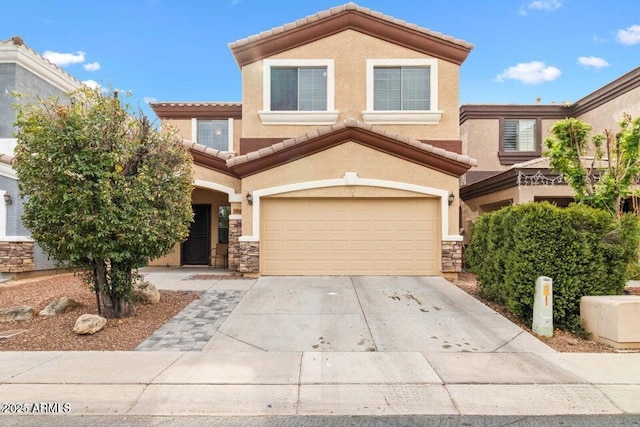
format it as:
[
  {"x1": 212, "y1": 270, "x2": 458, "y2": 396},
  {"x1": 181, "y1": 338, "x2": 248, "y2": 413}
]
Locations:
[{"x1": 532, "y1": 276, "x2": 553, "y2": 337}]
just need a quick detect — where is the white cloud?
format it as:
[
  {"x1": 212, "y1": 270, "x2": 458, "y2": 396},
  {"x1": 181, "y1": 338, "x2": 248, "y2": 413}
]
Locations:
[
  {"x1": 83, "y1": 62, "x2": 101, "y2": 71},
  {"x1": 519, "y1": 0, "x2": 562, "y2": 16},
  {"x1": 494, "y1": 61, "x2": 562, "y2": 84},
  {"x1": 42, "y1": 50, "x2": 85, "y2": 67},
  {"x1": 82, "y1": 80, "x2": 105, "y2": 91},
  {"x1": 592, "y1": 35, "x2": 607, "y2": 44},
  {"x1": 617, "y1": 24, "x2": 640, "y2": 45},
  {"x1": 578, "y1": 56, "x2": 610, "y2": 69},
  {"x1": 143, "y1": 97, "x2": 158, "y2": 104}
]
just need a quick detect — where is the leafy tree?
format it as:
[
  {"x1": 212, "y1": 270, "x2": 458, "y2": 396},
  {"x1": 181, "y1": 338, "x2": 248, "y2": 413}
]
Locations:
[
  {"x1": 544, "y1": 114, "x2": 640, "y2": 220},
  {"x1": 14, "y1": 88, "x2": 194, "y2": 318}
]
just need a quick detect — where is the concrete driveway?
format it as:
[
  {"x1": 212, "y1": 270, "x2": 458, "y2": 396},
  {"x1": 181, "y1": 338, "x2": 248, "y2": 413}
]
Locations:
[{"x1": 202, "y1": 276, "x2": 552, "y2": 353}]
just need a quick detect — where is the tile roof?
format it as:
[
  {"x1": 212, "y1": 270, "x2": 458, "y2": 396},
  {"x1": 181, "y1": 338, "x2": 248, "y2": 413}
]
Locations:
[
  {"x1": 226, "y1": 118, "x2": 477, "y2": 168},
  {"x1": 229, "y1": 2, "x2": 473, "y2": 51},
  {"x1": 0, "y1": 154, "x2": 16, "y2": 166},
  {"x1": 1, "y1": 36, "x2": 83, "y2": 89},
  {"x1": 181, "y1": 140, "x2": 234, "y2": 161},
  {"x1": 150, "y1": 102, "x2": 242, "y2": 108}
]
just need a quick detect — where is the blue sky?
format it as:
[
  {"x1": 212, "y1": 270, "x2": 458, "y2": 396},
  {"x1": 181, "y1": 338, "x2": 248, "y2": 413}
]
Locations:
[{"x1": 3, "y1": 0, "x2": 640, "y2": 119}]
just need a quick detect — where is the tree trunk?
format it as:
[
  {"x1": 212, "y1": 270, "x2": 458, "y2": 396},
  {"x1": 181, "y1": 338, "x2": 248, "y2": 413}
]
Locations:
[
  {"x1": 98, "y1": 291, "x2": 134, "y2": 318},
  {"x1": 92, "y1": 258, "x2": 134, "y2": 318}
]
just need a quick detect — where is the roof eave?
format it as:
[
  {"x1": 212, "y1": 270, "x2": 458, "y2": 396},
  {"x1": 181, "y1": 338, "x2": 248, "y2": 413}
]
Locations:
[
  {"x1": 228, "y1": 126, "x2": 474, "y2": 178},
  {"x1": 229, "y1": 9, "x2": 472, "y2": 67}
]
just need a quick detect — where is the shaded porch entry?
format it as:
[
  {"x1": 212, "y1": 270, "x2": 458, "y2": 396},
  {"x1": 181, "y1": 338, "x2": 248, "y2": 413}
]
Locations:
[{"x1": 181, "y1": 204, "x2": 211, "y2": 265}]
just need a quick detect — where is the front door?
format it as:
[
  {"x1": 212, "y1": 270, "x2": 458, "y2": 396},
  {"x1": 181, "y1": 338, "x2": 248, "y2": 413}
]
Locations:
[{"x1": 181, "y1": 204, "x2": 211, "y2": 265}]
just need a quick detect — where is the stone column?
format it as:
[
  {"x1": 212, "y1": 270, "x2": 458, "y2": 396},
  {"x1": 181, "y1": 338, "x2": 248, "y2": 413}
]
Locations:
[
  {"x1": 0, "y1": 241, "x2": 35, "y2": 273},
  {"x1": 441, "y1": 240, "x2": 463, "y2": 274},
  {"x1": 237, "y1": 241, "x2": 259, "y2": 274},
  {"x1": 228, "y1": 218, "x2": 242, "y2": 272}
]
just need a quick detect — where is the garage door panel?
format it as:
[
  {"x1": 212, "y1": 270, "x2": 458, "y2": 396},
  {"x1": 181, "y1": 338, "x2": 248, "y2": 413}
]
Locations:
[{"x1": 261, "y1": 197, "x2": 439, "y2": 275}]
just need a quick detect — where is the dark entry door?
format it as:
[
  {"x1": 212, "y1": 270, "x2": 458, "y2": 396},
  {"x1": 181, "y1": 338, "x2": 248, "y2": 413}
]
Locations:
[{"x1": 181, "y1": 204, "x2": 211, "y2": 265}]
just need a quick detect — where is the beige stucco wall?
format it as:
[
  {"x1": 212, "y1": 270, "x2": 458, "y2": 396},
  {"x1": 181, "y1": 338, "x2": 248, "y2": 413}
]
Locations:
[
  {"x1": 462, "y1": 117, "x2": 561, "y2": 174},
  {"x1": 162, "y1": 119, "x2": 191, "y2": 140},
  {"x1": 193, "y1": 164, "x2": 241, "y2": 193},
  {"x1": 462, "y1": 118, "x2": 501, "y2": 171},
  {"x1": 576, "y1": 86, "x2": 640, "y2": 135},
  {"x1": 241, "y1": 29, "x2": 460, "y2": 141},
  {"x1": 240, "y1": 141, "x2": 460, "y2": 237},
  {"x1": 148, "y1": 188, "x2": 231, "y2": 267}
]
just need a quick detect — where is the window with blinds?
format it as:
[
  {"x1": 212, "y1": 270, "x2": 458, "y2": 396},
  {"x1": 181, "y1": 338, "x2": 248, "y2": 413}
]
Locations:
[
  {"x1": 196, "y1": 120, "x2": 229, "y2": 151},
  {"x1": 373, "y1": 66, "x2": 430, "y2": 111},
  {"x1": 270, "y1": 67, "x2": 327, "y2": 111},
  {"x1": 503, "y1": 119, "x2": 536, "y2": 151}
]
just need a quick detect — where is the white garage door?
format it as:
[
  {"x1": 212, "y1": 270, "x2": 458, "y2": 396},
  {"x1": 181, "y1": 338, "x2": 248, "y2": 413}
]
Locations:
[{"x1": 261, "y1": 197, "x2": 439, "y2": 275}]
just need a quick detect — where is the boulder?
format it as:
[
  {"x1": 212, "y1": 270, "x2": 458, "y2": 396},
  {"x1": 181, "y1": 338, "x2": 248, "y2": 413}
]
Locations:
[
  {"x1": 132, "y1": 281, "x2": 160, "y2": 305},
  {"x1": 73, "y1": 314, "x2": 107, "y2": 335},
  {"x1": 0, "y1": 305, "x2": 34, "y2": 322},
  {"x1": 39, "y1": 297, "x2": 83, "y2": 316}
]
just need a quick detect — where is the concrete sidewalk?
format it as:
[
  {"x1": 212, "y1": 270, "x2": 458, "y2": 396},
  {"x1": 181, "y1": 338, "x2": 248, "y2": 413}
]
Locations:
[
  {"x1": 1, "y1": 351, "x2": 640, "y2": 416},
  {"x1": 2, "y1": 271, "x2": 640, "y2": 418}
]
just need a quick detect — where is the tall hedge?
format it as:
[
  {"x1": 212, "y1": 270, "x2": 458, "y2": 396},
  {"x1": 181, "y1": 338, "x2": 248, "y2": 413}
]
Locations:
[{"x1": 466, "y1": 202, "x2": 640, "y2": 333}]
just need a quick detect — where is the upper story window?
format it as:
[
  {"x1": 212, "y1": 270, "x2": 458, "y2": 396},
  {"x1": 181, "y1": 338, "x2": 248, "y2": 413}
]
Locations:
[
  {"x1": 260, "y1": 59, "x2": 338, "y2": 125},
  {"x1": 374, "y1": 66, "x2": 430, "y2": 111},
  {"x1": 191, "y1": 118, "x2": 234, "y2": 152},
  {"x1": 503, "y1": 119, "x2": 536, "y2": 152},
  {"x1": 271, "y1": 67, "x2": 327, "y2": 111},
  {"x1": 363, "y1": 59, "x2": 442, "y2": 124},
  {"x1": 498, "y1": 118, "x2": 541, "y2": 165}
]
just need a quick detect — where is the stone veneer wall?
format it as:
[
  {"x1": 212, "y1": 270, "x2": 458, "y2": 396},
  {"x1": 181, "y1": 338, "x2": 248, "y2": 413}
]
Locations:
[
  {"x1": 228, "y1": 218, "x2": 242, "y2": 271},
  {"x1": 441, "y1": 240, "x2": 463, "y2": 273},
  {"x1": 237, "y1": 241, "x2": 259, "y2": 273},
  {"x1": 0, "y1": 241, "x2": 35, "y2": 272}
]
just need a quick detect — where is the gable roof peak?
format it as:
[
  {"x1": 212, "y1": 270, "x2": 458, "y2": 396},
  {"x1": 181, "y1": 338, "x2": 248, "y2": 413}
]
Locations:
[
  {"x1": 229, "y1": 3, "x2": 473, "y2": 67},
  {"x1": 226, "y1": 118, "x2": 477, "y2": 176}
]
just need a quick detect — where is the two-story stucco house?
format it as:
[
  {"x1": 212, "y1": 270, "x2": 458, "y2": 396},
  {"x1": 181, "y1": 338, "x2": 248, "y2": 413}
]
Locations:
[
  {"x1": 459, "y1": 66, "x2": 640, "y2": 239},
  {"x1": 0, "y1": 36, "x2": 82, "y2": 280},
  {"x1": 149, "y1": 3, "x2": 477, "y2": 277}
]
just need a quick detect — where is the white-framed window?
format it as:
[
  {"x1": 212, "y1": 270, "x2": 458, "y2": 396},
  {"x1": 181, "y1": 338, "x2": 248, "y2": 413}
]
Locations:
[
  {"x1": 259, "y1": 59, "x2": 338, "y2": 125},
  {"x1": 191, "y1": 118, "x2": 234, "y2": 152},
  {"x1": 363, "y1": 58, "x2": 442, "y2": 124},
  {"x1": 503, "y1": 119, "x2": 536, "y2": 152}
]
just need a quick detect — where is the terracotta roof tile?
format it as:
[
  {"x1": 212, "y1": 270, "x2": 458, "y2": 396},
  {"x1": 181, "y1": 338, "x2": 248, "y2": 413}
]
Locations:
[
  {"x1": 226, "y1": 119, "x2": 477, "y2": 168},
  {"x1": 282, "y1": 137, "x2": 297, "y2": 148},
  {"x1": 228, "y1": 3, "x2": 473, "y2": 52},
  {"x1": 0, "y1": 154, "x2": 16, "y2": 166},
  {"x1": 150, "y1": 102, "x2": 242, "y2": 108},
  {"x1": 1, "y1": 37, "x2": 83, "y2": 89},
  {"x1": 182, "y1": 140, "x2": 233, "y2": 161}
]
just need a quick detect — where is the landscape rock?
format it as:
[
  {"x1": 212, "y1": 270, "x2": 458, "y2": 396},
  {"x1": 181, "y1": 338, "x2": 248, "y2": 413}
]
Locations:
[
  {"x1": 73, "y1": 314, "x2": 107, "y2": 335},
  {"x1": 39, "y1": 297, "x2": 83, "y2": 316},
  {"x1": 132, "y1": 280, "x2": 160, "y2": 305},
  {"x1": 0, "y1": 305, "x2": 34, "y2": 322}
]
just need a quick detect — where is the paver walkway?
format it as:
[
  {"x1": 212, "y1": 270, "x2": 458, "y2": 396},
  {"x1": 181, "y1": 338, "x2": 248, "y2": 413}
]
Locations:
[{"x1": 136, "y1": 289, "x2": 245, "y2": 351}]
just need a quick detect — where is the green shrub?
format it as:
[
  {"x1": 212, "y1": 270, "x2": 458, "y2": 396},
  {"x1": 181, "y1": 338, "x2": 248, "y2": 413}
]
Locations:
[{"x1": 466, "y1": 202, "x2": 640, "y2": 333}]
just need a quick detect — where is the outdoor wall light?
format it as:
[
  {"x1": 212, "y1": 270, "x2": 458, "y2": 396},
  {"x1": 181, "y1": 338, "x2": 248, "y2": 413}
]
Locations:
[
  {"x1": 246, "y1": 192, "x2": 253, "y2": 206},
  {"x1": 448, "y1": 192, "x2": 455, "y2": 205},
  {"x1": 3, "y1": 193, "x2": 12, "y2": 206}
]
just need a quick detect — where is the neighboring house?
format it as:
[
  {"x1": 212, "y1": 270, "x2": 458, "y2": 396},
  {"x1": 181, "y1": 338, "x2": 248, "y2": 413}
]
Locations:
[
  {"x1": 149, "y1": 3, "x2": 477, "y2": 277},
  {"x1": 459, "y1": 67, "x2": 640, "y2": 240},
  {"x1": 0, "y1": 36, "x2": 82, "y2": 280}
]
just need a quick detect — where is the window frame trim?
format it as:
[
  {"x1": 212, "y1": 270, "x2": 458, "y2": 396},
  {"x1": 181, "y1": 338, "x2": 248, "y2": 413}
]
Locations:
[
  {"x1": 260, "y1": 59, "x2": 338, "y2": 125},
  {"x1": 192, "y1": 118, "x2": 234, "y2": 153},
  {"x1": 363, "y1": 58, "x2": 442, "y2": 124},
  {"x1": 498, "y1": 117, "x2": 543, "y2": 165}
]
